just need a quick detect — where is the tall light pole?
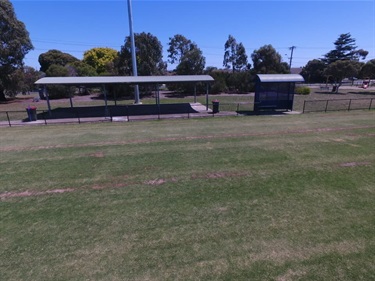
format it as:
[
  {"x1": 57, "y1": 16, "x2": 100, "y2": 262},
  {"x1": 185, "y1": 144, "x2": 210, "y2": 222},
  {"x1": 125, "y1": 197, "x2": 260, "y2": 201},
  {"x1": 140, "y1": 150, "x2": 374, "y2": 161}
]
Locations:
[
  {"x1": 127, "y1": 0, "x2": 140, "y2": 104},
  {"x1": 289, "y1": 46, "x2": 296, "y2": 71}
]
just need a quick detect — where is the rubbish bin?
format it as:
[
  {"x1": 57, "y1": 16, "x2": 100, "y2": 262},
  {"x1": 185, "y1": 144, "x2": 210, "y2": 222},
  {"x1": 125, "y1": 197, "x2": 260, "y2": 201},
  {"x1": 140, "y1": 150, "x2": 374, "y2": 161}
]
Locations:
[
  {"x1": 26, "y1": 106, "x2": 37, "y2": 121},
  {"x1": 212, "y1": 100, "x2": 220, "y2": 113}
]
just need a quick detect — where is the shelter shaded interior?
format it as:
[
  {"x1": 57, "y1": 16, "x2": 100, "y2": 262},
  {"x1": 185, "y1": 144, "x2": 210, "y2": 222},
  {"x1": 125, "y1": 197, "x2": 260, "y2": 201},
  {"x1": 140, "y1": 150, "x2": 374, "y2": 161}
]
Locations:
[
  {"x1": 34, "y1": 75, "x2": 214, "y2": 117},
  {"x1": 256, "y1": 82, "x2": 295, "y2": 110},
  {"x1": 257, "y1": 82, "x2": 295, "y2": 101},
  {"x1": 254, "y1": 74, "x2": 304, "y2": 112}
]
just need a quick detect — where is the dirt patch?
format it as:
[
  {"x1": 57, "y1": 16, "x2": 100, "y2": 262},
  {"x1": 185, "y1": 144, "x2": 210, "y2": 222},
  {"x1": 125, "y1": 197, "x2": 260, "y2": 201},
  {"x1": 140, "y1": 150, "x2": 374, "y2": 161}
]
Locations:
[
  {"x1": 0, "y1": 188, "x2": 75, "y2": 199},
  {"x1": 193, "y1": 171, "x2": 248, "y2": 180},
  {"x1": 89, "y1": 152, "x2": 105, "y2": 158},
  {"x1": 276, "y1": 269, "x2": 307, "y2": 281},
  {"x1": 339, "y1": 161, "x2": 371, "y2": 167},
  {"x1": 348, "y1": 133, "x2": 375, "y2": 137},
  {"x1": 206, "y1": 172, "x2": 228, "y2": 179},
  {"x1": 144, "y1": 178, "x2": 178, "y2": 186},
  {"x1": 238, "y1": 239, "x2": 366, "y2": 266},
  {"x1": 0, "y1": 171, "x2": 244, "y2": 200},
  {"x1": 144, "y1": 179, "x2": 167, "y2": 186}
]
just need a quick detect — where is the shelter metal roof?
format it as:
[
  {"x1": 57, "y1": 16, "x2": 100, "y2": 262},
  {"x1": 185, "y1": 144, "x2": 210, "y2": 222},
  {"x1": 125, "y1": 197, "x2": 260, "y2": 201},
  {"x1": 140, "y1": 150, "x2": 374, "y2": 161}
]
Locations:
[
  {"x1": 256, "y1": 74, "x2": 305, "y2": 83},
  {"x1": 35, "y1": 75, "x2": 214, "y2": 85}
]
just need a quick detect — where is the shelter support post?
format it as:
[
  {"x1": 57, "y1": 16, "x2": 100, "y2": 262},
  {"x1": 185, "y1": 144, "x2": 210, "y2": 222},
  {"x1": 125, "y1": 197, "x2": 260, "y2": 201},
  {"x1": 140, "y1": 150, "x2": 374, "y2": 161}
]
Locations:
[
  {"x1": 69, "y1": 96, "x2": 73, "y2": 108},
  {"x1": 134, "y1": 85, "x2": 141, "y2": 104},
  {"x1": 102, "y1": 84, "x2": 109, "y2": 118},
  {"x1": 155, "y1": 85, "x2": 157, "y2": 104},
  {"x1": 205, "y1": 83, "x2": 209, "y2": 110},
  {"x1": 155, "y1": 84, "x2": 160, "y2": 105},
  {"x1": 194, "y1": 84, "x2": 197, "y2": 103},
  {"x1": 44, "y1": 86, "x2": 52, "y2": 117},
  {"x1": 68, "y1": 86, "x2": 74, "y2": 109}
]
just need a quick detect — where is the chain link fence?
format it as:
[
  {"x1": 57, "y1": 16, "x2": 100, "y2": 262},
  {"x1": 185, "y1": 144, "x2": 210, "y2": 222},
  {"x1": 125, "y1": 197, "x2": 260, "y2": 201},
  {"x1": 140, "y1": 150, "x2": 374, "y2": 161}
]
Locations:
[
  {"x1": 303, "y1": 98, "x2": 374, "y2": 113},
  {"x1": 1, "y1": 99, "x2": 374, "y2": 127}
]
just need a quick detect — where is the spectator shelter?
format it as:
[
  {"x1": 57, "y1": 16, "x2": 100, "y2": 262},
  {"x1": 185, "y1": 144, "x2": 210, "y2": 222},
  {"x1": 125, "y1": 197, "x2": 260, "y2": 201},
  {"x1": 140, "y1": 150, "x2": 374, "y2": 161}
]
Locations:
[
  {"x1": 35, "y1": 75, "x2": 214, "y2": 117},
  {"x1": 254, "y1": 74, "x2": 304, "y2": 112}
]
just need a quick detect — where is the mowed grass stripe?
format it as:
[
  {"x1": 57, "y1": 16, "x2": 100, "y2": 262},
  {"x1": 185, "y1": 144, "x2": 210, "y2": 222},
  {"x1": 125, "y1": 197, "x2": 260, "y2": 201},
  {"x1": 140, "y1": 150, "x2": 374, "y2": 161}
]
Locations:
[
  {"x1": 1, "y1": 110, "x2": 374, "y2": 150},
  {"x1": 1, "y1": 111, "x2": 374, "y2": 280},
  {"x1": 1, "y1": 123, "x2": 374, "y2": 194},
  {"x1": 1, "y1": 169, "x2": 373, "y2": 280},
  {"x1": 1, "y1": 123, "x2": 374, "y2": 152}
]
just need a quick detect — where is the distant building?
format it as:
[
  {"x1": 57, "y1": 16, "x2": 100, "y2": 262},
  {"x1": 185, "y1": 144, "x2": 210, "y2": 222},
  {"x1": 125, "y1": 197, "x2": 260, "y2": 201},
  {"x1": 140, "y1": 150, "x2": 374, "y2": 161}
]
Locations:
[{"x1": 290, "y1": 67, "x2": 303, "y2": 75}]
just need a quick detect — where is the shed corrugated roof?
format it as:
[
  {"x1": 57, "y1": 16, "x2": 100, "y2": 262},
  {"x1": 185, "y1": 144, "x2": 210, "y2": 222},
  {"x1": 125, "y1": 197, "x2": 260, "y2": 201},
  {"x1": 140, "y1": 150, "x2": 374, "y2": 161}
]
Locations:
[
  {"x1": 35, "y1": 75, "x2": 214, "y2": 85},
  {"x1": 256, "y1": 74, "x2": 304, "y2": 83}
]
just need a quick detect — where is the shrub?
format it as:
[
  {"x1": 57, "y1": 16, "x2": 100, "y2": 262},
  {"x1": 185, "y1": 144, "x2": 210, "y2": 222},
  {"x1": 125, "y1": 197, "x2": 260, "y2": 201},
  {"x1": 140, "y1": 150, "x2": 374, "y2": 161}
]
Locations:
[{"x1": 295, "y1": 86, "x2": 311, "y2": 95}]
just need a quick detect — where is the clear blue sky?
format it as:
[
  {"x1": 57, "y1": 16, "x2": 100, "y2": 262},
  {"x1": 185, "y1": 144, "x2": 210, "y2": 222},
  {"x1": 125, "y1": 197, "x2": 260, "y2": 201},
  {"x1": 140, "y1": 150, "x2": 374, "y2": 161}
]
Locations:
[{"x1": 12, "y1": 0, "x2": 375, "y2": 71}]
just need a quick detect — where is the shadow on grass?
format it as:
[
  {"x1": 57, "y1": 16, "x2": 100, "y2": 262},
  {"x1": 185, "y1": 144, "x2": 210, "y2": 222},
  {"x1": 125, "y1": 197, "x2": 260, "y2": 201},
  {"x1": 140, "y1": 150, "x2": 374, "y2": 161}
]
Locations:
[
  {"x1": 236, "y1": 110, "x2": 288, "y2": 116},
  {"x1": 314, "y1": 91, "x2": 347, "y2": 95},
  {"x1": 164, "y1": 91, "x2": 207, "y2": 98},
  {"x1": 348, "y1": 91, "x2": 375, "y2": 96},
  {"x1": 37, "y1": 103, "x2": 200, "y2": 119}
]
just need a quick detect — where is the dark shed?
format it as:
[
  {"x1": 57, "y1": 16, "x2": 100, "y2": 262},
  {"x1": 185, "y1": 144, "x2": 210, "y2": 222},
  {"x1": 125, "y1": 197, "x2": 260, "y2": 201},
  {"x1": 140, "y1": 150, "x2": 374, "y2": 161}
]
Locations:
[{"x1": 254, "y1": 74, "x2": 304, "y2": 112}]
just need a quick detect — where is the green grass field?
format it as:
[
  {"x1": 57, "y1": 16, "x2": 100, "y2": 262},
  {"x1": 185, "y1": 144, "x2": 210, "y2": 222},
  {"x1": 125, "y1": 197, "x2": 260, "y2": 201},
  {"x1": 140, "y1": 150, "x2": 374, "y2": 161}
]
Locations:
[{"x1": 1, "y1": 111, "x2": 374, "y2": 280}]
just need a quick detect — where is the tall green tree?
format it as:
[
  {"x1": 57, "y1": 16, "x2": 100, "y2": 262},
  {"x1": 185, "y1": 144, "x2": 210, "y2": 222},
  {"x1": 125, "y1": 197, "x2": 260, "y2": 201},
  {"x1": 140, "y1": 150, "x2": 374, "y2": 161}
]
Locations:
[
  {"x1": 359, "y1": 59, "x2": 375, "y2": 79},
  {"x1": 67, "y1": 61, "x2": 97, "y2": 77},
  {"x1": 322, "y1": 33, "x2": 368, "y2": 64},
  {"x1": 324, "y1": 60, "x2": 361, "y2": 93},
  {"x1": 0, "y1": 0, "x2": 33, "y2": 100},
  {"x1": 6, "y1": 68, "x2": 28, "y2": 97},
  {"x1": 167, "y1": 34, "x2": 192, "y2": 65},
  {"x1": 251, "y1": 44, "x2": 289, "y2": 74},
  {"x1": 175, "y1": 47, "x2": 205, "y2": 75},
  {"x1": 1, "y1": 66, "x2": 40, "y2": 97},
  {"x1": 301, "y1": 59, "x2": 327, "y2": 83},
  {"x1": 168, "y1": 34, "x2": 205, "y2": 75},
  {"x1": 23, "y1": 66, "x2": 42, "y2": 92},
  {"x1": 223, "y1": 35, "x2": 249, "y2": 72},
  {"x1": 45, "y1": 64, "x2": 74, "y2": 99},
  {"x1": 118, "y1": 32, "x2": 166, "y2": 76},
  {"x1": 38, "y1": 49, "x2": 79, "y2": 73},
  {"x1": 83, "y1": 47, "x2": 118, "y2": 75}
]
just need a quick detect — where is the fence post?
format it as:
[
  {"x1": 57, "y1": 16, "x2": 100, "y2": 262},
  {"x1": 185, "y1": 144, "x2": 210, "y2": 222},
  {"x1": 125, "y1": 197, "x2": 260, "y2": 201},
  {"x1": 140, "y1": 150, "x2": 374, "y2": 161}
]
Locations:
[
  {"x1": 127, "y1": 105, "x2": 130, "y2": 122},
  {"x1": 302, "y1": 101, "x2": 306, "y2": 113},
  {"x1": 76, "y1": 109, "x2": 81, "y2": 124},
  {"x1": 369, "y1": 98, "x2": 373, "y2": 110},
  {"x1": 348, "y1": 99, "x2": 352, "y2": 111},
  {"x1": 6, "y1": 112, "x2": 11, "y2": 127},
  {"x1": 43, "y1": 110, "x2": 47, "y2": 125},
  {"x1": 237, "y1": 103, "x2": 240, "y2": 116},
  {"x1": 325, "y1": 100, "x2": 329, "y2": 112}
]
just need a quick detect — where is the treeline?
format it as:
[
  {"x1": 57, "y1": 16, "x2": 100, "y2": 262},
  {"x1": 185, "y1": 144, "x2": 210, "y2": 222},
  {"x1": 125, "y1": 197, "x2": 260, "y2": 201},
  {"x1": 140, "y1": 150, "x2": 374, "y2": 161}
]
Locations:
[
  {"x1": 35, "y1": 33, "x2": 293, "y2": 99},
  {"x1": 301, "y1": 33, "x2": 374, "y2": 92},
  {"x1": 1, "y1": 0, "x2": 374, "y2": 100}
]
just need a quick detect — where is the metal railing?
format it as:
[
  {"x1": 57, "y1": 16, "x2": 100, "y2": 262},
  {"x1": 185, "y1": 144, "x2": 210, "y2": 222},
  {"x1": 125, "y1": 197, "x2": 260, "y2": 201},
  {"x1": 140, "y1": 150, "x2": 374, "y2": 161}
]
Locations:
[
  {"x1": 303, "y1": 98, "x2": 374, "y2": 113},
  {"x1": 1, "y1": 99, "x2": 373, "y2": 127},
  {"x1": 0, "y1": 103, "x2": 261, "y2": 127}
]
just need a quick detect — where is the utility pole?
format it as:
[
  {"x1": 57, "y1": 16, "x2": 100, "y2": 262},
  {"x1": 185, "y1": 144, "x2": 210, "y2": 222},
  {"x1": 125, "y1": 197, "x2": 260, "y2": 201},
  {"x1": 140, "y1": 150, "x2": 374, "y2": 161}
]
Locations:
[
  {"x1": 289, "y1": 46, "x2": 296, "y2": 71},
  {"x1": 127, "y1": 0, "x2": 140, "y2": 104}
]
